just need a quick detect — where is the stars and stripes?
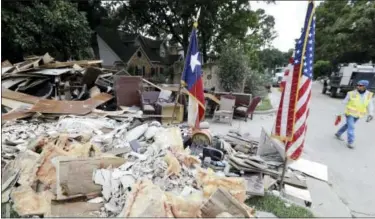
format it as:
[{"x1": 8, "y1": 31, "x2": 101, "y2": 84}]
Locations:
[{"x1": 272, "y1": 1, "x2": 315, "y2": 160}]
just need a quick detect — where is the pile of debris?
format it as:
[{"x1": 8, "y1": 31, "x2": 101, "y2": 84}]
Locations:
[
  {"x1": 1, "y1": 116, "x2": 257, "y2": 218},
  {"x1": 1, "y1": 54, "x2": 130, "y2": 122},
  {"x1": 2, "y1": 54, "x2": 327, "y2": 217}
]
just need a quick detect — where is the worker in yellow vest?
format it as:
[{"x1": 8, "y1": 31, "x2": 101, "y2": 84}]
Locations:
[{"x1": 335, "y1": 80, "x2": 374, "y2": 149}]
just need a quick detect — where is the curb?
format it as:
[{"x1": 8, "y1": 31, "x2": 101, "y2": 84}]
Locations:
[{"x1": 254, "y1": 108, "x2": 277, "y2": 115}]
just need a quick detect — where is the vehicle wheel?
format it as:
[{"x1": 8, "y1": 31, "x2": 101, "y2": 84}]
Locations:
[
  {"x1": 330, "y1": 88, "x2": 337, "y2": 98},
  {"x1": 322, "y1": 86, "x2": 327, "y2": 94}
]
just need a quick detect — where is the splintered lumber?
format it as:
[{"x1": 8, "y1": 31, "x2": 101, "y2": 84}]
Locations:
[
  {"x1": 47, "y1": 201, "x2": 103, "y2": 217},
  {"x1": 55, "y1": 157, "x2": 125, "y2": 200},
  {"x1": 29, "y1": 93, "x2": 113, "y2": 115},
  {"x1": 40, "y1": 60, "x2": 102, "y2": 68},
  {"x1": 2, "y1": 88, "x2": 42, "y2": 104},
  {"x1": 200, "y1": 188, "x2": 252, "y2": 218}
]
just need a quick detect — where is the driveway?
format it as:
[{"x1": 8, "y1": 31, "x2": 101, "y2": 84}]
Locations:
[{"x1": 209, "y1": 82, "x2": 375, "y2": 217}]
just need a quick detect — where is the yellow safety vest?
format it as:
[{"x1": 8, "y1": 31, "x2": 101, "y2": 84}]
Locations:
[{"x1": 345, "y1": 90, "x2": 373, "y2": 118}]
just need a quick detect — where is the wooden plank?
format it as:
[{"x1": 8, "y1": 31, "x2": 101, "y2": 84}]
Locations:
[
  {"x1": 1, "y1": 110, "x2": 34, "y2": 123},
  {"x1": 40, "y1": 60, "x2": 102, "y2": 68},
  {"x1": 48, "y1": 201, "x2": 103, "y2": 217},
  {"x1": 1, "y1": 97, "x2": 33, "y2": 109},
  {"x1": 55, "y1": 157, "x2": 125, "y2": 200},
  {"x1": 2, "y1": 88, "x2": 42, "y2": 104},
  {"x1": 29, "y1": 93, "x2": 113, "y2": 115},
  {"x1": 200, "y1": 188, "x2": 252, "y2": 218}
]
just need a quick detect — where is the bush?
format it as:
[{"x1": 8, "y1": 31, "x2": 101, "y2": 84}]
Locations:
[
  {"x1": 217, "y1": 47, "x2": 249, "y2": 92},
  {"x1": 313, "y1": 60, "x2": 332, "y2": 79}
]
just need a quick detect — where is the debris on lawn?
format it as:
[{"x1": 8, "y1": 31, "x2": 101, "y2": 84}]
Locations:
[{"x1": 1, "y1": 54, "x2": 325, "y2": 217}]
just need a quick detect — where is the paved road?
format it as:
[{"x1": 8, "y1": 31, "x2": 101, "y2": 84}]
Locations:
[{"x1": 210, "y1": 82, "x2": 375, "y2": 217}]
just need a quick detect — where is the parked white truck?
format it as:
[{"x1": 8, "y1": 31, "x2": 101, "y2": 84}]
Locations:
[{"x1": 322, "y1": 63, "x2": 375, "y2": 97}]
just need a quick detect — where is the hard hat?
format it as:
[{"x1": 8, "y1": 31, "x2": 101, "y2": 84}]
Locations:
[{"x1": 357, "y1": 80, "x2": 369, "y2": 87}]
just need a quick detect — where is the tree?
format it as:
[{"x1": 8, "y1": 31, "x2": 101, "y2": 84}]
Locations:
[
  {"x1": 217, "y1": 42, "x2": 250, "y2": 92},
  {"x1": 313, "y1": 60, "x2": 332, "y2": 79},
  {"x1": 1, "y1": 0, "x2": 92, "y2": 62},
  {"x1": 110, "y1": 0, "x2": 276, "y2": 61},
  {"x1": 315, "y1": 0, "x2": 375, "y2": 65},
  {"x1": 257, "y1": 48, "x2": 293, "y2": 71}
]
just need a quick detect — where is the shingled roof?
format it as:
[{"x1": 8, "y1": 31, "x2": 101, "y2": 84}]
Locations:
[
  {"x1": 96, "y1": 26, "x2": 141, "y2": 63},
  {"x1": 96, "y1": 26, "x2": 179, "y2": 65}
]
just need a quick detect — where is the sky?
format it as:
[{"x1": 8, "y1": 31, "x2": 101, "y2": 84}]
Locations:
[{"x1": 251, "y1": 1, "x2": 322, "y2": 52}]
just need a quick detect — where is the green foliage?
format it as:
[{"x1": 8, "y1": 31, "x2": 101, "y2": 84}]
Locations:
[
  {"x1": 255, "y1": 97, "x2": 273, "y2": 111},
  {"x1": 2, "y1": 0, "x2": 92, "y2": 62},
  {"x1": 245, "y1": 70, "x2": 271, "y2": 97},
  {"x1": 315, "y1": 0, "x2": 375, "y2": 65},
  {"x1": 246, "y1": 194, "x2": 315, "y2": 218},
  {"x1": 217, "y1": 44, "x2": 249, "y2": 92},
  {"x1": 258, "y1": 48, "x2": 293, "y2": 70},
  {"x1": 109, "y1": 0, "x2": 276, "y2": 61},
  {"x1": 313, "y1": 60, "x2": 332, "y2": 79}
]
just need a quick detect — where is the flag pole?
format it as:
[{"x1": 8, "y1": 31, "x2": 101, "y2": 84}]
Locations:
[
  {"x1": 279, "y1": 153, "x2": 288, "y2": 191},
  {"x1": 279, "y1": 0, "x2": 314, "y2": 191},
  {"x1": 171, "y1": 8, "x2": 201, "y2": 125}
]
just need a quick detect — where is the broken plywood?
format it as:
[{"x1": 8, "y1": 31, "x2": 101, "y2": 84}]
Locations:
[
  {"x1": 1, "y1": 110, "x2": 34, "y2": 122},
  {"x1": 30, "y1": 93, "x2": 113, "y2": 115},
  {"x1": 40, "y1": 60, "x2": 102, "y2": 68},
  {"x1": 55, "y1": 157, "x2": 125, "y2": 200},
  {"x1": 200, "y1": 188, "x2": 253, "y2": 218},
  {"x1": 2, "y1": 88, "x2": 42, "y2": 104}
]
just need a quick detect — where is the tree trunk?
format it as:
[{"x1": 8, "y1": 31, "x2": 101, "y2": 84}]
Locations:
[{"x1": 202, "y1": 31, "x2": 208, "y2": 64}]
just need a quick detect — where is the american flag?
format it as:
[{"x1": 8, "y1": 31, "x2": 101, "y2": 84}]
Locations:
[{"x1": 272, "y1": 1, "x2": 316, "y2": 160}]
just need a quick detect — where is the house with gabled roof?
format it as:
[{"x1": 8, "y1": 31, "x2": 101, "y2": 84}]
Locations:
[{"x1": 95, "y1": 26, "x2": 183, "y2": 79}]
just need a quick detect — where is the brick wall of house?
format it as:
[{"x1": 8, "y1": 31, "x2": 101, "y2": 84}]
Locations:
[{"x1": 128, "y1": 49, "x2": 153, "y2": 78}]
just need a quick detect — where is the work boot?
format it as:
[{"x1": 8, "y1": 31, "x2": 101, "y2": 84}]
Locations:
[
  {"x1": 335, "y1": 133, "x2": 344, "y2": 141},
  {"x1": 347, "y1": 143, "x2": 355, "y2": 149}
]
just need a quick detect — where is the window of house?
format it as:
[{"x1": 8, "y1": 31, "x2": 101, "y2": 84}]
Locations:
[
  {"x1": 137, "y1": 51, "x2": 142, "y2": 58},
  {"x1": 151, "y1": 68, "x2": 156, "y2": 76},
  {"x1": 142, "y1": 66, "x2": 146, "y2": 76}
]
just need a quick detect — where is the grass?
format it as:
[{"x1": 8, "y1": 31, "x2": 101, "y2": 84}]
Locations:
[
  {"x1": 246, "y1": 193, "x2": 314, "y2": 218},
  {"x1": 255, "y1": 97, "x2": 273, "y2": 111},
  {"x1": 1, "y1": 203, "x2": 19, "y2": 218}
]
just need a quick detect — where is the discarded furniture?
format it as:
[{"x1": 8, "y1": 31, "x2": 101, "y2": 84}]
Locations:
[
  {"x1": 140, "y1": 91, "x2": 160, "y2": 115},
  {"x1": 155, "y1": 102, "x2": 184, "y2": 124},
  {"x1": 235, "y1": 96, "x2": 262, "y2": 121},
  {"x1": 213, "y1": 95, "x2": 236, "y2": 125},
  {"x1": 214, "y1": 92, "x2": 252, "y2": 107},
  {"x1": 114, "y1": 76, "x2": 143, "y2": 108}
]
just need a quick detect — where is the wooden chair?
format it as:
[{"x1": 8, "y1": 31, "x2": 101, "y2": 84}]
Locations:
[
  {"x1": 235, "y1": 96, "x2": 262, "y2": 121},
  {"x1": 213, "y1": 95, "x2": 236, "y2": 125}
]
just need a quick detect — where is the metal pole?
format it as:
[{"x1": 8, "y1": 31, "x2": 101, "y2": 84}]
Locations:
[{"x1": 279, "y1": 145, "x2": 288, "y2": 191}]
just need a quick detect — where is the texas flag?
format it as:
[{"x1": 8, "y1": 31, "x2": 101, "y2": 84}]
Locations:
[{"x1": 181, "y1": 28, "x2": 205, "y2": 128}]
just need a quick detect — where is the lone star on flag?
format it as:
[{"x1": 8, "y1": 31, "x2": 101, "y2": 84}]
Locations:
[{"x1": 190, "y1": 52, "x2": 201, "y2": 72}]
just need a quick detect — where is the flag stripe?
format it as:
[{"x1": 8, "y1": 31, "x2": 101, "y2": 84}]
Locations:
[{"x1": 272, "y1": 1, "x2": 315, "y2": 160}]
